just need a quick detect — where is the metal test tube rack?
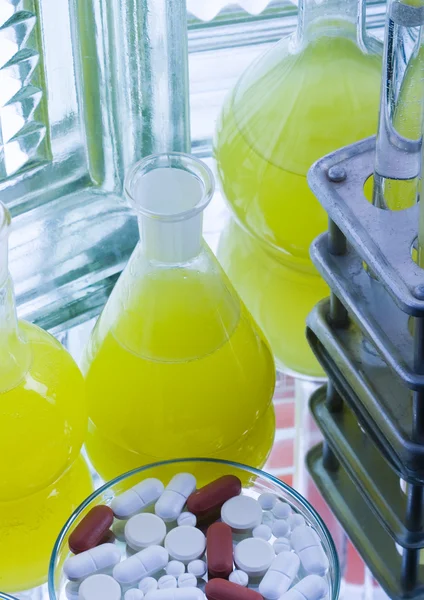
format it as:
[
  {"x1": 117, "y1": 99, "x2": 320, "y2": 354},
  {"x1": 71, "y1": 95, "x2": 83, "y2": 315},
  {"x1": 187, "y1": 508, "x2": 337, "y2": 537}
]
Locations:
[
  {"x1": 306, "y1": 0, "x2": 424, "y2": 596},
  {"x1": 306, "y1": 135, "x2": 424, "y2": 597}
]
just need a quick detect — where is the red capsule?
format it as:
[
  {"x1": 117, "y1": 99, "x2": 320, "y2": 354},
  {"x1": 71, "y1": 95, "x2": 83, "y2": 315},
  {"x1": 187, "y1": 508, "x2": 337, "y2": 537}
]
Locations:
[
  {"x1": 207, "y1": 522, "x2": 234, "y2": 579},
  {"x1": 187, "y1": 475, "x2": 242, "y2": 523},
  {"x1": 69, "y1": 505, "x2": 114, "y2": 554},
  {"x1": 206, "y1": 579, "x2": 263, "y2": 600}
]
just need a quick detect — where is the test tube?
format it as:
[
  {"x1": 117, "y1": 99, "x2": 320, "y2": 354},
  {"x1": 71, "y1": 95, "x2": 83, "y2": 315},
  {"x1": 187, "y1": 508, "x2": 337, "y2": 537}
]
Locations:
[{"x1": 372, "y1": 0, "x2": 424, "y2": 210}]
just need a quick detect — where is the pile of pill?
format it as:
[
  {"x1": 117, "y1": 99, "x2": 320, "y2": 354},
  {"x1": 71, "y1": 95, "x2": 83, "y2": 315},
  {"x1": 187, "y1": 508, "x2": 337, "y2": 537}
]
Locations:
[{"x1": 62, "y1": 473, "x2": 330, "y2": 600}]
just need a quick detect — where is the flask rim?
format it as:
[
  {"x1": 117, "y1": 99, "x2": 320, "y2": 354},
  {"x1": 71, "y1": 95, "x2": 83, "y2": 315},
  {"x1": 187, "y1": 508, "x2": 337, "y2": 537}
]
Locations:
[{"x1": 125, "y1": 152, "x2": 215, "y2": 223}]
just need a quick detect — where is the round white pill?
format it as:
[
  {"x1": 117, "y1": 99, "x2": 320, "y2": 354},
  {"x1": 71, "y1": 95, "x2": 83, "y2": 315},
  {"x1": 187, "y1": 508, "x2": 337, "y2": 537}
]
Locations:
[
  {"x1": 177, "y1": 512, "x2": 197, "y2": 527},
  {"x1": 289, "y1": 514, "x2": 306, "y2": 530},
  {"x1": 272, "y1": 519, "x2": 290, "y2": 538},
  {"x1": 125, "y1": 513, "x2": 167, "y2": 551},
  {"x1": 272, "y1": 501, "x2": 292, "y2": 519},
  {"x1": 125, "y1": 590, "x2": 145, "y2": 600},
  {"x1": 274, "y1": 537, "x2": 291, "y2": 554},
  {"x1": 79, "y1": 574, "x2": 121, "y2": 600},
  {"x1": 234, "y1": 537, "x2": 275, "y2": 576},
  {"x1": 178, "y1": 573, "x2": 198, "y2": 587},
  {"x1": 139, "y1": 577, "x2": 158, "y2": 594},
  {"x1": 166, "y1": 560, "x2": 185, "y2": 577},
  {"x1": 262, "y1": 511, "x2": 275, "y2": 526},
  {"x1": 158, "y1": 575, "x2": 177, "y2": 589},
  {"x1": 252, "y1": 524, "x2": 272, "y2": 541},
  {"x1": 229, "y1": 570, "x2": 249, "y2": 587},
  {"x1": 165, "y1": 525, "x2": 206, "y2": 563},
  {"x1": 187, "y1": 559, "x2": 207, "y2": 578},
  {"x1": 258, "y1": 493, "x2": 277, "y2": 511},
  {"x1": 221, "y1": 495, "x2": 262, "y2": 531}
]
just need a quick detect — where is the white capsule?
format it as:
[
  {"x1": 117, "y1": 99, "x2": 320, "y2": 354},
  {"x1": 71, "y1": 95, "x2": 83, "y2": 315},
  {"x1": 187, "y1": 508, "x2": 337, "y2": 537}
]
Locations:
[
  {"x1": 155, "y1": 474, "x2": 196, "y2": 522},
  {"x1": 187, "y1": 559, "x2": 207, "y2": 578},
  {"x1": 166, "y1": 560, "x2": 186, "y2": 577},
  {"x1": 262, "y1": 511, "x2": 275, "y2": 527},
  {"x1": 253, "y1": 524, "x2": 272, "y2": 541},
  {"x1": 139, "y1": 577, "x2": 158, "y2": 594},
  {"x1": 258, "y1": 493, "x2": 277, "y2": 511},
  {"x1": 272, "y1": 519, "x2": 290, "y2": 538},
  {"x1": 280, "y1": 574, "x2": 328, "y2": 600},
  {"x1": 290, "y1": 526, "x2": 329, "y2": 575},
  {"x1": 125, "y1": 590, "x2": 145, "y2": 600},
  {"x1": 272, "y1": 501, "x2": 292, "y2": 520},
  {"x1": 273, "y1": 538, "x2": 291, "y2": 554},
  {"x1": 112, "y1": 479, "x2": 165, "y2": 519},
  {"x1": 178, "y1": 573, "x2": 197, "y2": 587},
  {"x1": 79, "y1": 574, "x2": 121, "y2": 600},
  {"x1": 125, "y1": 513, "x2": 167, "y2": 550},
  {"x1": 229, "y1": 570, "x2": 249, "y2": 587},
  {"x1": 158, "y1": 575, "x2": 177, "y2": 589},
  {"x1": 64, "y1": 544, "x2": 121, "y2": 581},
  {"x1": 113, "y1": 545, "x2": 169, "y2": 585},
  {"x1": 145, "y1": 590, "x2": 204, "y2": 600},
  {"x1": 259, "y1": 551, "x2": 300, "y2": 600},
  {"x1": 288, "y1": 514, "x2": 306, "y2": 530},
  {"x1": 177, "y1": 512, "x2": 197, "y2": 527}
]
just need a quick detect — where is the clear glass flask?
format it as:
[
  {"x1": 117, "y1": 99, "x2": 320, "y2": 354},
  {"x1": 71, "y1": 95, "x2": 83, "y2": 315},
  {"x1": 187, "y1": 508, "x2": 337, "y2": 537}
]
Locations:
[
  {"x1": 214, "y1": 0, "x2": 382, "y2": 376},
  {"x1": 0, "y1": 203, "x2": 92, "y2": 594},
  {"x1": 82, "y1": 153, "x2": 276, "y2": 482}
]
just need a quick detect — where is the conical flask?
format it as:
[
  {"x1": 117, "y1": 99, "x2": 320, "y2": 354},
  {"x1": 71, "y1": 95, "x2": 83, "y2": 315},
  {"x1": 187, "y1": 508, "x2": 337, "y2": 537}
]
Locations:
[
  {"x1": 82, "y1": 153, "x2": 276, "y2": 482},
  {"x1": 0, "y1": 203, "x2": 92, "y2": 593}
]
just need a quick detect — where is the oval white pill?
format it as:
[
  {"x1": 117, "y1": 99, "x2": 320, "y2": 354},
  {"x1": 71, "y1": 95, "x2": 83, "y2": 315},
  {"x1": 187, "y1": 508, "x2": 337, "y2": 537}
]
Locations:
[
  {"x1": 290, "y1": 526, "x2": 329, "y2": 575},
  {"x1": 177, "y1": 512, "x2": 197, "y2": 527},
  {"x1": 113, "y1": 545, "x2": 169, "y2": 584},
  {"x1": 221, "y1": 495, "x2": 262, "y2": 531},
  {"x1": 272, "y1": 501, "x2": 292, "y2": 519},
  {"x1": 289, "y1": 514, "x2": 306, "y2": 530},
  {"x1": 125, "y1": 590, "x2": 145, "y2": 600},
  {"x1": 258, "y1": 493, "x2": 277, "y2": 510},
  {"x1": 187, "y1": 559, "x2": 207, "y2": 578},
  {"x1": 259, "y1": 551, "x2": 300, "y2": 600},
  {"x1": 158, "y1": 575, "x2": 177, "y2": 589},
  {"x1": 125, "y1": 513, "x2": 167, "y2": 550},
  {"x1": 139, "y1": 577, "x2": 158, "y2": 594},
  {"x1": 178, "y1": 573, "x2": 197, "y2": 587},
  {"x1": 272, "y1": 519, "x2": 290, "y2": 538},
  {"x1": 234, "y1": 537, "x2": 275, "y2": 576},
  {"x1": 253, "y1": 524, "x2": 272, "y2": 541},
  {"x1": 155, "y1": 473, "x2": 196, "y2": 522},
  {"x1": 64, "y1": 543, "x2": 121, "y2": 581},
  {"x1": 79, "y1": 574, "x2": 121, "y2": 600},
  {"x1": 145, "y1": 590, "x2": 204, "y2": 599},
  {"x1": 165, "y1": 525, "x2": 206, "y2": 563},
  {"x1": 166, "y1": 560, "x2": 186, "y2": 577},
  {"x1": 112, "y1": 479, "x2": 165, "y2": 519},
  {"x1": 229, "y1": 570, "x2": 249, "y2": 587},
  {"x1": 280, "y1": 574, "x2": 328, "y2": 600},
  {"x1": 274, "y1": 537, "x2": 291, "y2": 554}
]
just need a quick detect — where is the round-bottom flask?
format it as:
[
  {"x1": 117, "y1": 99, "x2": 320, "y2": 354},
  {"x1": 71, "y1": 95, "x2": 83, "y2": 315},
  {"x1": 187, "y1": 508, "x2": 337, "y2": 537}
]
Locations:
[
  {"x1": 83, "y1": 153, "x2": 276, "y2": 481},
  {"x1": 218, "y1": 219, "x2": 327, "y2": 379}
]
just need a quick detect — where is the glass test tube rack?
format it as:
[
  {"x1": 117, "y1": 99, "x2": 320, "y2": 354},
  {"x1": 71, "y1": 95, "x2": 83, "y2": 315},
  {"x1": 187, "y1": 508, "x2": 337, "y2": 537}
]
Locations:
[{"x1": 305, "y1": 133, "x2": 424, "y2": 599}]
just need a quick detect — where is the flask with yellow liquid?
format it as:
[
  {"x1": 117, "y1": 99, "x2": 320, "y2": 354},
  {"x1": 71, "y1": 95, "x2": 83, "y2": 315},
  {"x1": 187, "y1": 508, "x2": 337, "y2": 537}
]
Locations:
[
  {"x1": 214, "y1": 0, "x2": 383, "y2": 377},
  {"x1": 0, "y1": 203, "x2": 92, "y2": 593},
  {"x1": 82, "y1": 153, "x2": 276, "y2": 482}
]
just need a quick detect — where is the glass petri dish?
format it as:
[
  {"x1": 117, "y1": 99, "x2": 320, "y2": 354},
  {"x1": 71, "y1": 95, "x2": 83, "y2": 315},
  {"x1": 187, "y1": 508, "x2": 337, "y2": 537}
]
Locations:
[
  {"x1": 0, "y1": 594, "x2": 18, "y2": 599},
  {"x1": 49, "y1": 458, "x2": 340, "y2": 599}
]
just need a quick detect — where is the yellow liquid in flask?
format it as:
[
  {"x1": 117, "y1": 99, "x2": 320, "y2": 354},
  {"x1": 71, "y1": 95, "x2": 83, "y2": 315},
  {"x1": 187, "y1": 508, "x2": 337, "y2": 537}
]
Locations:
[
  {"x1": 84, "y1": 266, "x2": 276, "y2": 482},
  {"x1": 0, "y1": 322, "x2": 92, "y2": 592},
  {"x1": 215, "y1": 34, "x2": 382, "y2": 262}
]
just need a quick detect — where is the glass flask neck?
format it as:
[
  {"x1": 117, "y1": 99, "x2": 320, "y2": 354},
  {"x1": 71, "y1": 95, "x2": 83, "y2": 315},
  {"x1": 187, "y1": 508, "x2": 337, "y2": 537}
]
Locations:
[
  {"x1": 125, "y1": 153, "x2": 215, "y2": 265},
  {"x1": 297, "y1": 0, "x2": 366, "y2": 45},
  {"x1": 0, "y1": 205, "x2": 31, "y2": 391}
]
